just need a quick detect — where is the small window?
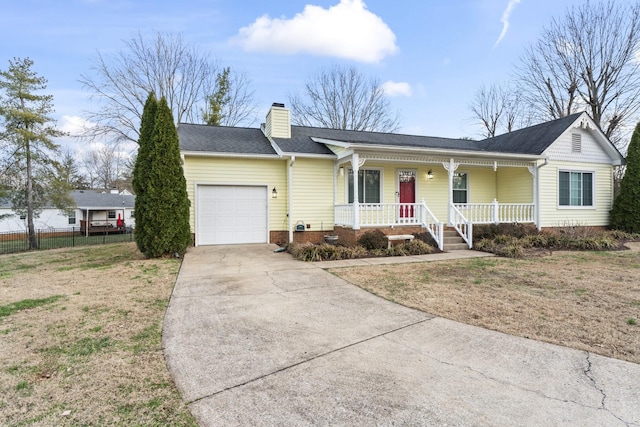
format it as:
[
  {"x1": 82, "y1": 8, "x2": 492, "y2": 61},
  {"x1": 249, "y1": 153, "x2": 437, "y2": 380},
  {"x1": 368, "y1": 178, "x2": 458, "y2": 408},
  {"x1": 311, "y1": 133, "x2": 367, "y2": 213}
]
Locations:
[
  {"x1": 130, "y1": 211, "x2": 135, "y2": 218},
  {"x1": 559, "y1": 171, "x2": 593, "y2": 206},
  {"x1": 452, "y1": 172, "x2": 468, "y2": 204},
  {"x1": 108, "y1": 210, "x2": 116, "y2": 219},
  {"x1": 19, "y1": 214, "x2": 26, "y2": 220},
  {"x1": 348, "y1": 169, "x2": 381, "y2": 204},
  {"x1": 571, "y1": 133, "x2": 582, "y2": 153},
  {"x1": 68, "y1": 212, "x2": 76, "y2": 225}
]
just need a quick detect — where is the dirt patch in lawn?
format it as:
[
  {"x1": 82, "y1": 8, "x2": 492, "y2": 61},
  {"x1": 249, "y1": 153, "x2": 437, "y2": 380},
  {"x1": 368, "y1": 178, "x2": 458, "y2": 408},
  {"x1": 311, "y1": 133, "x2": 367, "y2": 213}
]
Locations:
[
  {"x1": 331, "y1": 245, "x2": 640, "y2": 364},
  {"x1": 0, "y1": 243, "x2": 196, "y2": 426}
]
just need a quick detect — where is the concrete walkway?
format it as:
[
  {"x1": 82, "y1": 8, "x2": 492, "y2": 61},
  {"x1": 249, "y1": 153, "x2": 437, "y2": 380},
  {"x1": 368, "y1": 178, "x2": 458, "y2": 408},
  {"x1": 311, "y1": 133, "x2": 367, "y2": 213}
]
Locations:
[{"x1": 163, "y1": 245, "x2": 640, "y2": 426}]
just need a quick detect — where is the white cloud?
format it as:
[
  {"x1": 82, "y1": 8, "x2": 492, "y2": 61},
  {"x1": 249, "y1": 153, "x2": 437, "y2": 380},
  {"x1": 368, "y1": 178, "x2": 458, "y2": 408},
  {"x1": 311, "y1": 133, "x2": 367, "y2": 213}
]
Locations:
[
  {"x1": 232, "y1": 0, "x2": 397, "y2": 63},
  {"x1": 58, "y1": 115, "x2": 95, "y2": 136},
  {"x1": 382, "y1": 81, "x2": 412, "y2": 97},
  {"x1": 494, "y1": 0, "x2": 521, "y2": 49}
]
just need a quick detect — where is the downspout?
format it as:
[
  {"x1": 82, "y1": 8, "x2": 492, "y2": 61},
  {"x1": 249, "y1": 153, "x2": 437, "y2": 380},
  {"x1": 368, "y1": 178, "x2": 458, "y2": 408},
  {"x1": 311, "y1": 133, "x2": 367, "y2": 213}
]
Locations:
[
  {"x1": 535, "y1": 158, "x2": 549, "y2": 231},
  {"x1": 288, "y1": 156, "x2": 296, "y2": 243}
]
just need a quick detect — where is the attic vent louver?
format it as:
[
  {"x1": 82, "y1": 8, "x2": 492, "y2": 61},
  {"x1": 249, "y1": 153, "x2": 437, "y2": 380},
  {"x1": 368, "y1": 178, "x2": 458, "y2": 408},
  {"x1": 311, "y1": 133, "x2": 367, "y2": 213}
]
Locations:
[{"x1": 571, "y1": 133, "x2": 582, "y2": 153}]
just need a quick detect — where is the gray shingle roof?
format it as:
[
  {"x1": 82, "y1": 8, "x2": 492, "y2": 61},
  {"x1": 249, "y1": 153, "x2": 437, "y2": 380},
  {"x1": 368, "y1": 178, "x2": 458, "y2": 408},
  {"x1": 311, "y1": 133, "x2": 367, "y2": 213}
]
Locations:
[
  {"x1": 178, "y1": 123, "x2": 278, "y2": 155},
  {"x1": 177, "y1": 112, "x2": 617, "y2": 159},
  {"x1": 477, "y1": 113, "x2": 583, "y2": 155},
  {"x1": 1, "y1": 191, "x2": 135, "y2": 209},
  {"x1": 71, "y1": 190, "x2": 135, "y2": 209},
  {"x1": 288, "y1": 126, "x2": 478, "y2": 151}
]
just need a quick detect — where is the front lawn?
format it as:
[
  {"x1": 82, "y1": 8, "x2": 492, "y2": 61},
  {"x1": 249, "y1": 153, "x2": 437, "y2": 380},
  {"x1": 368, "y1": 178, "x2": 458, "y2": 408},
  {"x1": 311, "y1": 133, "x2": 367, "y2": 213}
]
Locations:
[
  {"x1": 0, "y1": 243, "x2": 196, "y2": 426},
  {"x1": 331, "y1": 245, "x2": 640, "y2": 364}
]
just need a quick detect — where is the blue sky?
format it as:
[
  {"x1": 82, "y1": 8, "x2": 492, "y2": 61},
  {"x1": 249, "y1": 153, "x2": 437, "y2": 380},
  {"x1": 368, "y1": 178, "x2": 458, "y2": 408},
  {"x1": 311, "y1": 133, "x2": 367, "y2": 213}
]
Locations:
[{"x1": 1, "y1": 0, "x2": 583, "y2": 153}]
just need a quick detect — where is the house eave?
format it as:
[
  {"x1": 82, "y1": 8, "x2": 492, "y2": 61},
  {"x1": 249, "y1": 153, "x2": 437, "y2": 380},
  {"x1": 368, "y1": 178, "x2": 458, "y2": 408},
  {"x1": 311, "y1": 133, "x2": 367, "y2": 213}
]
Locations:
[
  {"x1": 278, "y1": 152, "x2": 337, "y2": 159},
  {"x1": 355, "y1": 145, "x2": 545, "y2": 161},
  {"x1": 180, "y1": 150, "x2": 283, "y2": 160}
]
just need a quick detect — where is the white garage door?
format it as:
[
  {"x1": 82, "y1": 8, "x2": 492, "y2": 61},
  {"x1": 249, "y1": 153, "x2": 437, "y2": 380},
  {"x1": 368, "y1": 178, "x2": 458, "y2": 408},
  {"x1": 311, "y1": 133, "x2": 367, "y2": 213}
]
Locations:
[{"x1": 197, "y1": 185, "x2": 268, "y2": 245}]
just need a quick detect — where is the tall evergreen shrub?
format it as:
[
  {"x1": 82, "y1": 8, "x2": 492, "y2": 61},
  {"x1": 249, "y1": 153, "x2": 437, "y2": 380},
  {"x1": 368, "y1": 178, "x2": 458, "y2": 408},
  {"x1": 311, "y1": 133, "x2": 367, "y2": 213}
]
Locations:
[
  {"x1": 132, "y1": 93, "x2": 158, "y2": 255},
  {"x1": 141, "y1": 97, "x2": 191, "y2": 257},
  {"x1": 610, "y1": 122, "x2": 640, "y2": 233}
]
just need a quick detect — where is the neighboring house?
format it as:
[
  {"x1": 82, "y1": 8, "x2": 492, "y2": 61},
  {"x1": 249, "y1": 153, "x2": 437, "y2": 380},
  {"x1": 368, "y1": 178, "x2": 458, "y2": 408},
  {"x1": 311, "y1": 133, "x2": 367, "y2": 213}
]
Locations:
[
  {"x1": 0, "y1": 190, "x2": 135, "y2": 233},
  {"x1": 178, "y1": 103, "x2": 624, "y2": 249}
]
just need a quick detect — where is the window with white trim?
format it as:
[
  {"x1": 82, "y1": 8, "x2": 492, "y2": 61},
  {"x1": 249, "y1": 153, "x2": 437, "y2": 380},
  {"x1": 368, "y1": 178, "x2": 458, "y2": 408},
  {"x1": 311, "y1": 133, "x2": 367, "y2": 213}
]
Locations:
[
  {"x1": 559, "y1": 171, "x2": 593, "y2": 206},
  {"x1": 452, "y1": 172, "x2": 468, "y2": 204},
  {"x1": 68, "y1": 211, "x2": 76, "y2": 225},
  {"x1": 348, "y1": 169, "x2": 381, "y2": 203},
  {"x1": 108, "y1": 210, "x2": 116, "y2": 219}
]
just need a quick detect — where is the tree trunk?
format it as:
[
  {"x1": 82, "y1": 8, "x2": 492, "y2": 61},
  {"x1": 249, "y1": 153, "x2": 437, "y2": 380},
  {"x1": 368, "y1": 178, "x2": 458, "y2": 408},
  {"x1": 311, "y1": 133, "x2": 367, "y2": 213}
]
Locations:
[{"x1": 26, "y1": 139, "x2": 38, "y2": 250}]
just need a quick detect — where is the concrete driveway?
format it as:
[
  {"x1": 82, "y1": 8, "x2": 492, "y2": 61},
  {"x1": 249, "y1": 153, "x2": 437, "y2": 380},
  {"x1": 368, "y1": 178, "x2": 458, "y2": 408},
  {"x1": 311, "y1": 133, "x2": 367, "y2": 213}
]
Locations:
[{"x1": 163, "y1": 244, "x2": 640, "y2": 426}]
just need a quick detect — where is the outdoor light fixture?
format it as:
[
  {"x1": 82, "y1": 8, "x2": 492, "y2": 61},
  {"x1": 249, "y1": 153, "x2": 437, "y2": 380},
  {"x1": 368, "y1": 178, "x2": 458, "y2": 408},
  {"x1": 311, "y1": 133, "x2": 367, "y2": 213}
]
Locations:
[
  {"x1": 272, "y1": 187, "x2": 278, "y2": 198},
  {"x1": 427, "y1": 170, "x2": 434, "y2": 180},
  {"x1": 339, "y1": 167, "x2": 344, "y2": 177}
]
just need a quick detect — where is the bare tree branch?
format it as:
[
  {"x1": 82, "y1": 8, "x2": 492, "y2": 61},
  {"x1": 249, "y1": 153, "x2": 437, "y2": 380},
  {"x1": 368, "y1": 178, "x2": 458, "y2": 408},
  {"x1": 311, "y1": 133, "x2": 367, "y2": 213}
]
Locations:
[
  {"x1": 288, "y1": 65, "x2": 400, "y2": 132},
  {"x1": 79, "y1": 32, "x2": 218, "y2": 144},
  {"x1": 516, "y1": 0, "x2": 640, "y2": 144},
  {"x1": 468, "y1": 82, "x2": 527, "y2": 137}
]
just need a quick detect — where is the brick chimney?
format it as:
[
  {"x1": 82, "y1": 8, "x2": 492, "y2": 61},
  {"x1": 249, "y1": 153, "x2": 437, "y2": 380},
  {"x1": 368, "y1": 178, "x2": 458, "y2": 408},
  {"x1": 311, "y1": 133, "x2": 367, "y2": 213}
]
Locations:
[{"x1": 264, "y1": 103, "x2": 291, "y2": 139}]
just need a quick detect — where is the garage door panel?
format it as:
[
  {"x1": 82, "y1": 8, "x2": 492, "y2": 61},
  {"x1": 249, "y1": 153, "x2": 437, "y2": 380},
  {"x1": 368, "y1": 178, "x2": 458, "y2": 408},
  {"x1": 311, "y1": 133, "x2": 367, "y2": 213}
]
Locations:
[{"x1": 197, "y1": 185, "x2": 268, "y2": 245}]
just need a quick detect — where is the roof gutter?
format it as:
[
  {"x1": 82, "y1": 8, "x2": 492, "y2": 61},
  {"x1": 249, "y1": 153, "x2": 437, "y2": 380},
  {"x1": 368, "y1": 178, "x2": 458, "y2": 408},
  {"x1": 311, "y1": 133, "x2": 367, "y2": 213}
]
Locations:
[{"x1": 180, "y1": 151, "x2": 282, "y2": 160}]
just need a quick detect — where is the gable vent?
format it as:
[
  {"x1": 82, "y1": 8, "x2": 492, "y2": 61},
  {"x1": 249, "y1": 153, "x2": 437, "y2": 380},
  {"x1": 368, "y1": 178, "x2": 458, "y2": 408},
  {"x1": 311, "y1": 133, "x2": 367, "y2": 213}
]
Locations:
[{"x1": 571, "y1": 133, "x2": 582, "y2": 153}]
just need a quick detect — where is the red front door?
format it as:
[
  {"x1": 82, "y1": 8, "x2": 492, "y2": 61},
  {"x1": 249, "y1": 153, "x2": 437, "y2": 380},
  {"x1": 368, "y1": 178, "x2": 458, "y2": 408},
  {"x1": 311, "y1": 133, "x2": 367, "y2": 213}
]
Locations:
[{"x1": 399, "y1": 171, "x2": 416, "y2": 218}]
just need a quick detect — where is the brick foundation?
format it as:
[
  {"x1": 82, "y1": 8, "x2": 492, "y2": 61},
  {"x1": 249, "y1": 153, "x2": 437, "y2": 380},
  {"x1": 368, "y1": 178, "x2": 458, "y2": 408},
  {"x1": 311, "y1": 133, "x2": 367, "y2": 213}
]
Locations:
[{"x1": 270, "y1": 230, "x2": 333, "y2": 246}]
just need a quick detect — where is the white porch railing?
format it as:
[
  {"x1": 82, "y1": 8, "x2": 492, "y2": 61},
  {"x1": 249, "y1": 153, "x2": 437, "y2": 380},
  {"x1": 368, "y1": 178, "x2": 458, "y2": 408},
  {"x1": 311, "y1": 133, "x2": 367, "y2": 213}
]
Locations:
[
  {"x1": 450, "y1": 204, "x2": 473, "y2": 248},
  {"x1": 334, "y1": 202, "x2": 444, "y2": 250},
  {"x1": 454, "y1": 199, "x2": 535, "y2": 224}
]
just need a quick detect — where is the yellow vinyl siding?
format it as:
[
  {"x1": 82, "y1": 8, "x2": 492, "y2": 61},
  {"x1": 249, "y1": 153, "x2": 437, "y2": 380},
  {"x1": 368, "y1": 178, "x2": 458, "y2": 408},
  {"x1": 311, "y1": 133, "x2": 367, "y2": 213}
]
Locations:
[
  {"x1": 265, "y1": 107, "x2": 290, "y2": 138},
  {"x1": 420, "y1": 165, "x2": 448, "y2": 221},
  {"x1": 182, "y1": 156, "x2": 287, "y2": 233},
  {"x1": 466, "y1": 167, "x2": 496, "y2": 203},
  {"x1": 496, "y1": 167, "x2": 533, "y2": 203},
  {"x1": 538, "y1": 160, "x2": 613, "y2": 227},
  {"x1": 290, "y1": 158, "x2": 334, "y2": 232}
]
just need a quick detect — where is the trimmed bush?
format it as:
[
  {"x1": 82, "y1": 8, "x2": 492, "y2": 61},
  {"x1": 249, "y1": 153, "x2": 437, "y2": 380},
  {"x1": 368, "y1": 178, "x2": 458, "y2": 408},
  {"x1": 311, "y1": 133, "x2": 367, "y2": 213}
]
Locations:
[
  {"x1": 357, "y1": 229, "x2": 388, "y2": 250},
  {"x1": 287, "y1": 239, "x2": 436, "y2": 262},
  {"x1": 413, "y1": 231, "x2": 439, "y2": 248}
]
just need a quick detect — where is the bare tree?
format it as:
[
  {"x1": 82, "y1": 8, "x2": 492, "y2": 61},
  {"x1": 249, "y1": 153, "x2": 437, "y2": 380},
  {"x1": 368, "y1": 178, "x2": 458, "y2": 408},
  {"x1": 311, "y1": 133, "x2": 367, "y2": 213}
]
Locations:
[
  {"x1": 82, "y1": 145, "x2": 127, "y2": 190},
  {"x1": 469, "y1": 83, "x2": 528, "y2": 138},
  {"x1": 288, "y1": 65, "x2": 400, "y2": 132},
  {"x1": 516, "y1": 0, "x2": 640, "y2": 145},
  {"x1": 79, "y1": 32, "x2": 218, "y2": 144}
]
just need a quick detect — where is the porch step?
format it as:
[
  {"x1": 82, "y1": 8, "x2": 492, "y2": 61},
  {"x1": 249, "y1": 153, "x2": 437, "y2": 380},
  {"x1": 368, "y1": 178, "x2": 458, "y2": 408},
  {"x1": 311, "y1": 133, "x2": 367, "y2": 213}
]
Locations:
[{"x1": 442, "y1": 228, "x2": 469, "y2": 251}]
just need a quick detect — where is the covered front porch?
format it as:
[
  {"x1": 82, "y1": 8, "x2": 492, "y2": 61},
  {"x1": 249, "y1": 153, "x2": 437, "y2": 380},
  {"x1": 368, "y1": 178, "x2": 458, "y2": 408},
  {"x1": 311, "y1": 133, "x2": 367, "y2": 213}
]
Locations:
[{"x1": 332, "y1": 152, "x2": 542, "y2": 250}]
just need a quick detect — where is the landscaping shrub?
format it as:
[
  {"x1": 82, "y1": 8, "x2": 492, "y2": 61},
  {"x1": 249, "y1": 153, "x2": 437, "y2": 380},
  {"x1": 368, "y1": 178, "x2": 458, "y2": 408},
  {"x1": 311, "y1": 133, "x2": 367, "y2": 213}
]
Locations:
[
  {"x1": 473, "y1": 224, "x2": 631, "y2": 258},
  {"x1": 387, "y1": 239, "x2": 438, "y2": 256},
  {"x1": 287, "y1": 239, "x2": 436, "y2": 262},
  {"x1": 357, "y1": 229, "x2": 388, "y2": 250},
  {"x1": 473, "y1": 223, "x2": 537, "y2": 240},
  {"x1": 413, "y1": 231, "x2": 439, "y2": 248},
  {"x1": 288, "y1": 243, "x2": 368, "y2": 262}
]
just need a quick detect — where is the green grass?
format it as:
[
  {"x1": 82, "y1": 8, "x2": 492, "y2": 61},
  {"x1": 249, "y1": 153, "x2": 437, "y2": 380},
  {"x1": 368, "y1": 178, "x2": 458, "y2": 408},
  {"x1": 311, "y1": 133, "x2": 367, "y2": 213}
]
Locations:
[
  {"x1": 46, "y1": 336, "x2": 114, "y2": 358},
  {"x1": 627, "y1": 318, "x2": 637, "y2": 325},
  {"x1": 0, "y1": 295, "x2": 65, "y2": 319}
]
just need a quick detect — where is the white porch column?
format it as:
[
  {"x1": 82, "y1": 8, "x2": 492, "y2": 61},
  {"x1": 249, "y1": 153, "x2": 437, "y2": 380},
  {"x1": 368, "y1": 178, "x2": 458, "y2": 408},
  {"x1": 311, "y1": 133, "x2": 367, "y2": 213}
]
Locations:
[
  {"x1": 352, "y1": 153, "x2": 361, "y2": 230},
  {"x1": 528, "y1": 164, "x2": 538, "y2": 230},
  {"x1": 288, "y1": 156, "x2": 295, "y2": 242},
  {"x1": 442, "y1": 158, "x2": 459, "y2": 224}
]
